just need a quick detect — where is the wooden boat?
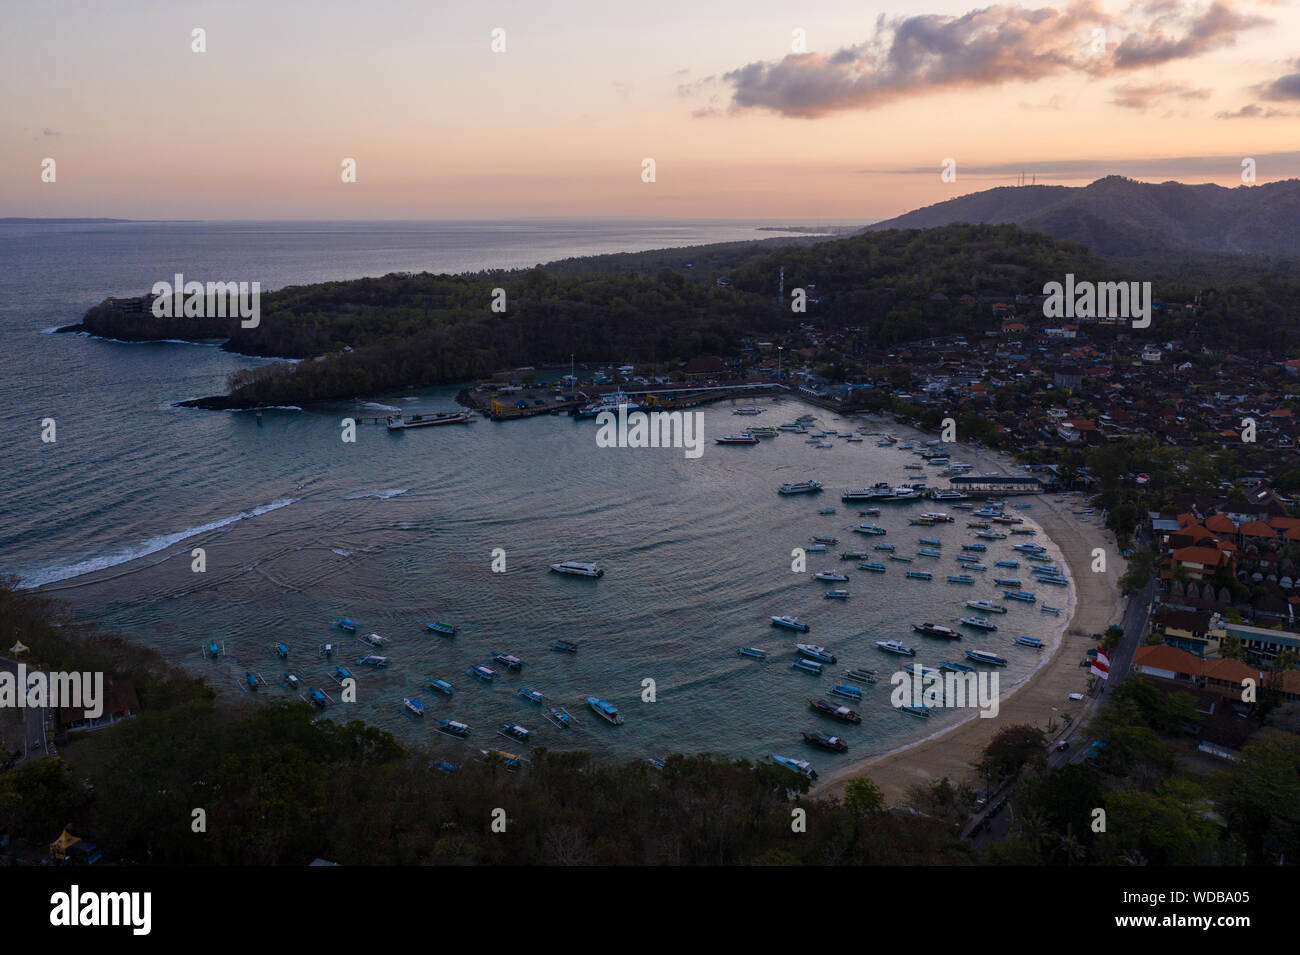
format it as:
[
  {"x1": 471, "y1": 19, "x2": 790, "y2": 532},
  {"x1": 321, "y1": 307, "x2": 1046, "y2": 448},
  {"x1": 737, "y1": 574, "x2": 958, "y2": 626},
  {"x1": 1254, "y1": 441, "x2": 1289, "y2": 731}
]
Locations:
[
  {"x1": 809, "y1": 698, "x2": 862, "y2": 724},
  {"x1": 425, "y1": 621, "x2": 457, "y2": 636},
  {"x1": 550, "y1": 640, "x2": 580, "y2": 652}
]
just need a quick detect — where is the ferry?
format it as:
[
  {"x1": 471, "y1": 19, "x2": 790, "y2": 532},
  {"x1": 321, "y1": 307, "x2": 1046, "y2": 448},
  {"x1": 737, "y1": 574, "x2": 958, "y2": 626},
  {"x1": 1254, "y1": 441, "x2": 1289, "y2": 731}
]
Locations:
[
  {"x1": 796, "y1": 644, "x2": 837, "y2": 664},
  {"x1": 875, "y1": 640, "x2": 916, "y2": 656},
  {"x1": 779, "y1": 480, "x2": 824, "y2": 495},
  {"x1": 332, "y1": 617, "x2": 358, "y2": 634},
  {"x1": 905, "y1": 571, "x2": 933, "y2": 580},
  {"x1": 716, "y1": 433, "x2": 759, "y2": 445},
  {"x1": 994, "y1": 577, "x2": 1022, "y2": 587},
  {"x1": 852, "y1": 523, "x2": 888, "y2": 535},
  {"x1": 549, "y1": 560, "x2": 604, "y2": 578},
  {"x1": 959, "y1": 616, "x2": 999, "y2": 631},
  {"x1": 738, "y1": 647, "x2": 767, "y2": 659},
  {"x1": 587, "y1": 697, "x2": 624, "y2": 725},
  {"x1": 466, "y1": 665, "x2": 496, "y2": 683},
  {"x1": 386, "y1": 410, "x2": 472, "y2": 429},
  {"x1": 845, "y1": 667, "x2": 878, "y2": 683},
  {"x1": 930, "y1": 490, "x2": 968, "y2": 501},
  {"x1": 830, "y1": 683, "x2": 863, "y2": 700},
  {"x1": 769, "y1": 754, "x2": 818, "y2": 780},
  {"x1": 437, "y1": 719, "x2": 471, "y2": 738},
  {"x1": 490, "y1": 652, "x2": 525, "y2": 670},
  {"x1": 965, "y1": 649, "x2": 1009, "y2": 666},
  {"x1": 858, "y1": 561, "x2": 887, "y2": 572},
  {"x1": 516, "y1": 688, "x2": 546, "y2": 705},
  {"x1": 965, "y1": 599, "x2": 1007, "y2": 614},
  {"x1": 572, "y1": 392, "x2": 642, "y2": 419},
  {"x1": 823, "y1": 589, "x2": 850, "y2": 599},
  {"x1": 811, "y1": 536, "x2": 839, "y2": 544},
  {"x1": 914, "y1": 622, "x2": 960, "y2": 639},
  {"x1": 841, "y1": 483, "x2": 896, "y2": 502},
  {"x1": 771, "y1": 615, "x2": 809, "y2": 632},
  {"x1": 1002, "y1": 591, "x2": 1037, "y2": 603},
  {"x1": 802, "y1": 731, "x2": 847, "y2": 753},
  {"x1": 808, "y1": 698, "x2": 862, "y2": 724},
  {"x1": 1014, "y1": 636, "x2": 1046, "y2": 649},
  {"x1": 814, "y1": 571, "x2": 848, "y2": 582},
  {"x1": 425, "y1": 621, "x2": 457, "y2": 636},
  {"x1": 403, "y1": 697, "x2": 426, "y2": 717},
  {"x1": 946, "y1": 575, "x2": 974, "y2": 584},
  {"x1": 357, "y1": 654, "x2": 389, "y2": 668},
  {"x1": 550, "y1": 639, "x2": 580, "y2": 653},
  {"x1": 1041, "y1": 605, "x2": 1062, "y2": 616},
  {"x1": 427, "y1": 678, "x2": 455, "y2": 695},
  {"x1": 938, "y1": 660, "x2": 975, "y2": 673},
  {"x1": 791, "y1": 658, "x2": 824, "y2": 675}
]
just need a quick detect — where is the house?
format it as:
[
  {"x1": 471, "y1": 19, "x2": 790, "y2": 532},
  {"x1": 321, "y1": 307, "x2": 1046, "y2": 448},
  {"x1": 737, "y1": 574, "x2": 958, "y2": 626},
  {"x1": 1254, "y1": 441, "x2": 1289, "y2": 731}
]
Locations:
[
  {"x1": 682, "y1": 356, "x2": 726, "y2": 380},
  {"x1": 56, "y1": 677, "x2": 139, "y2": 735}
]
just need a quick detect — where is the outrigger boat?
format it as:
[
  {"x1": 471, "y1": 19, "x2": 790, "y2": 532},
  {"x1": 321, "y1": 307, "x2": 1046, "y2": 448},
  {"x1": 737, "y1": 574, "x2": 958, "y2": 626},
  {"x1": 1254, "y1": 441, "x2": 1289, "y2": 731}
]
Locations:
[
  {"x1": 357, "y1": 654, "x2": 389, "y2": 668},
  {"x1": 437, "y1": 719, "x2": 471, "y2": 738},
  {"x1": 425, "y1": 621, "x2": 457, "y2": 636},
  {"x1": 587, "y1": 696, "x2": 624, "y2": 725},
  {"x1": 550, "y1": 640, "x2": 580, "y2": 653},
  {"x1": 840, "y1": 550, "x2": 870, "y2": 560},
  {"x1": 769, "y1": 754, "x2": 818, "y2": 780},
  {"x1": 791, "y1": 659, "x2": 824, "y2": 675},
  {"x1": 308, "y1": 688, "x2": 331, "y2": 709},
  {"x1": 319, "y1": 643, "x2": 335, "y2": 658},
  {"x1": 918, "y1": 538, "x2": 942, "y2": 546},
  {"x1": 818, "y1": 507, "x2": 837, "y2": 515},
  {"x1": 1002, "y1": 590, "x2": 1037, "y2": 603},
  {"x1": 805, "y1": 544, "x2": 828, "y2": 553},
  {"x1": 899, "y1": 704, "x2": 932, "y2": 718},
  {"x1": 852, "y1": 523, "x2": 888, "y2": 535},
  {"x1": 962, "y1": 543, "x2": 987, "y2": 552},
  {"x1": 272, "y1": 642, "x2": 290, "y2": 659},
  {"x1": 283, "y1": 672, "x2": 303, "y2": 690},
  {"x1": 845, "y1": 667, "x2": 878, "y2": 683},
  {"x1": 361, "y1": 632, "x2": 387, "y2": 647},
  {"x1": 499, "y1": 723, "x2": 531, "y2": 744},
  {"x1": 1040, "y1": 605, "x2": 1062, "y2": 616},
  {"x1": 245, "y1": 671, "x2": 267, "y2": 690},
  {"x1": 875, "y1": 640, "x2": 916, "y2": 656},
  {"x1": 858, "y1": 561, "x2": 887, "y2": 572},
  {"x1": 1014, "y1": 636, "x2": 1045, "y2": 649},
  {"x1": 914, "y1": 622, "x2": 960, "y2": 639},
  {"x1": 516, "y1": 688, "x2": 546, "y2": 705},
  {"x1": 873, "y1": 544, "x2": 896, "y2": 552},
  {"x1": 738, "y1": 647, "x2": 767, "y2": 659},
  {"x1": 547, "y1": 706, "x2": 573, "y2": 729},
  {"x1": 206, "y1": 640, "x2": 222, "y2": 659},
  {"x1": 994, "y1": 577, "x2": 1022, "y2": 587},
  {"x1": 333, "y1": 666, "x2": 354, "y2": 684},
  {"x1": 946, "y1": 574, "x2": 975, "y2": 584},
  {"x1": 959, "y1": 616, "x2": 999, "y2": 631},
  {"x1": 939, "y1": 660, "x2": 975, "y2": 673},
  {"x1": 809, "y1": 698, "x2": 862, "y2": 724},
  {"x1": 965, "y1": 649, "x2": 1009, "y2": 666},
  {"x1": 466, "y1": 665, "x2": 496, "y2": 683},
  {"x1": 490, "y1": 652, "x2": 525, "y2": 670},
  {"x1": 810, "y1": 536, "x2": 839, "y2": 545},
  {"x1": 802, "y1": 731, "x2": 847, "y2": 753},
  {"x1": 427, "y1": 678, "x2": 455, "y2": 695},
  {"x1": 771, "y1": 615, "x2": 810, "y2": 632},
  {"x1": 995, "y1": 560, "x2": 1020, "y2": 568},
  {"x1": 402, "y1": 697, "x2": 426, "y2": 717},
  {"x1": 332, "y1": 617, "x2": 358, "y2": 633},
  {"x1": 830, "y1": 684, "x2": 863, "y2": 700},
  {"x1": 889, "y1": 554, "x2": 914, "y2": 563}
]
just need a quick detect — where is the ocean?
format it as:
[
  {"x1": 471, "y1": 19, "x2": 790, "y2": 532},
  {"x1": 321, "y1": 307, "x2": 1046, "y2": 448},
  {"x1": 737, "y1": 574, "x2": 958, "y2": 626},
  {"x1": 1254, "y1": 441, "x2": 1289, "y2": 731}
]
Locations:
[{"x1": 0, "y1": 219, "x2": 1070, "y2": 768}]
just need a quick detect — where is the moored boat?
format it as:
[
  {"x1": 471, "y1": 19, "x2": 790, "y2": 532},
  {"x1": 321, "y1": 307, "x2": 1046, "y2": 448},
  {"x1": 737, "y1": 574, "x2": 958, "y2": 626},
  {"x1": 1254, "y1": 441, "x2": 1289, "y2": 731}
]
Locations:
[
  {"x1": 427, "y1": 678, "x2": 455, "y2": 694},
  {"x1": 875, "y1": 640, "x2": 916, "y2": 656},
  {"x1": 808, "y1": 698, "x2": 862, "y2": 724},
  {"x1": 466, "y1": 664, "x2": 496, "y2": 682},
  {"x1": 437, "y1": 719, "x2": 471, "y2": 738},
  {"x1": 965, "y1": 649, "x2": 1009, "y2": 666},
  {"x1": 738, "y1": 646, "x2": 767, "y2": 659},
  {"x1": 403, "y1": 697, "x2": 426, "y2": 717},
  {"x1": 490, "y1": 652, "x2": 525, "y2": 670},
  {"x1": 716, "y1": 433, "x2": 759, "y2": 444},
  {"x1": 858, "y1": 561, "x2": 887, "y2": 572},
  {"x1": 914, "y1": 622, "x2": 960, "y2": 639},
  {"x1": 965, "y1": 599, "x2": 1008, "y2": 614},
  {"x1": 791, "y1": 658, "x2": 824, "y2": 675},
  {"x1": 959, "y1": 616, "x2": 999, "y2": 630},
  {"x1": 1014, "y1": 636, "x2": 1045, "y2": 649},
  {"x1": 550, "y1": 639, "x2": 580, "y2": 652},
  {"x1": 332, "y1": 617, "x2": 358, "y2": 633},
  {"x1": 425, "y1": 621, "x2": 457, "y2": 636},
  {"x1": 823, "y1": 589, "x2": 850, "y2": 599},
  {"x1": 802, "y1": 731, "x2": 847, "y2": 753},
  {"x1": 1002, "y1": 590, "x2": 1037, "y2": 603},
  {"x1": 769, "y1": 754, "x2": 818, "y2": 779},
  {"x1": 796, "y1": 644, "x2": 837, "y2": 664},
  {"x1": 779, "y1": 480, "x2": 824, "y2": 495},
  {"x1": 938, "y1": 660, "x2": 975, "y2": 673},
  {"x1": 905, "y1": 571, "x2": 932, "y2": 580},
  {"x1": 814, "y1": 570, "x2": 848, "y2": 582},
  {"x1": 830, "y1": 683, "x2": 863, "y2": 700},
  {"x1": 587, "y1": 696, "x2": 624, "y2": 725},
  {"x1": 549, "y1": 560, "x2": 604, "y2": 578},
  {"x1": 771, "y1": 615, "x2": 809, "y2": 632}
]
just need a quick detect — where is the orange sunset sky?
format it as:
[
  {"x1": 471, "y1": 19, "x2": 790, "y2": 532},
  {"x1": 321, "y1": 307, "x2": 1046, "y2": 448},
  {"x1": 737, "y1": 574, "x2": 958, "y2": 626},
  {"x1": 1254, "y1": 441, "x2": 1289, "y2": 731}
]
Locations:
[{"x1": 3, "y1": 0, "x2": 1299, "y2": 221}]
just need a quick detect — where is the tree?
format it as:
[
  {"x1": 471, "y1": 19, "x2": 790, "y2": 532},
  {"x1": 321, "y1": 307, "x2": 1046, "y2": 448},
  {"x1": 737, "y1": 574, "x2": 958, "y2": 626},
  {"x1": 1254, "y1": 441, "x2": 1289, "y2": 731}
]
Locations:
[
  {"x1": 975, "y1": 725, "x2": 1047, "y2": 785},
  {"x1": 844, "y1": 777, "x2": 886, "y2": 817}
]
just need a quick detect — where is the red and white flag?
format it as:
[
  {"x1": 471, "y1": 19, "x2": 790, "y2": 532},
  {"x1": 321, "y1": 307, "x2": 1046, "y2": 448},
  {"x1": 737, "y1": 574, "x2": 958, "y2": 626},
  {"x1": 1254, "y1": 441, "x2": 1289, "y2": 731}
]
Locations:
[{"x1": 1091, "y1": 650, "x2": 1111, "y2": 680}]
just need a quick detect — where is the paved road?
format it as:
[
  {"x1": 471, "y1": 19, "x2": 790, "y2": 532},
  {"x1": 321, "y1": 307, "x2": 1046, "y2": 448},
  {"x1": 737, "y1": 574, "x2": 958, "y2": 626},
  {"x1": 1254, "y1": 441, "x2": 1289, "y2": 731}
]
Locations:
[{"x1": 0, "y1": 657, "x2": 48, "y2": 766}]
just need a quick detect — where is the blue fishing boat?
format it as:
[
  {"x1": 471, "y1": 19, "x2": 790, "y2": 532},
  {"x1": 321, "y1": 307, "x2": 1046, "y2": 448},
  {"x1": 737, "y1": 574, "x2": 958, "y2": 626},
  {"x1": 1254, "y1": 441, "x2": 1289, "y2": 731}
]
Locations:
[
  {"x1": 332, "y1": 617, "x2": 358, "y2": 633},
  {"x1": 587, "y1": 696, "x2": 624, "y2": 725},
  {"x1": 918, "y1": 548, "x2": 942, "y2": 558},
  {"x1": 309, "y1": 688, "x2": 330, "y2": 708},
  {"x1": 550, "y1": 640, "x2": 580, "y2": 653},
  {"x1": 466, "y1": 665, "x2": 496, "y2": 683},
  {"x1": 425, "y1": 621, "x2": 457, "y2": 636},
  {"x1": 283, "y1": 672, "x2": 303, "y2": 690},
  {"x1": 873, "y1": 543, "x2": 896, "y2": 552},
  {"x1": 962, "y1": 544, "x2": 987, "y2": 552},
  {"x1": 547, "y1": 706, "x2": 573, "y2": 729},
  {"x1": 319, "y1": 643, "x2": 335, "y2": 658},
  {"x1": 918, "y1": 538, "x2": 942, "y2": 546},
  {"x1": 738, "y1": 647, "x2": 767, "y2": 659},
  {"x1": 357, "y1": 654, "x2": 389, "y2": 668},
  {"x1": 899, "y1": 704, "x2": 931, "y2": 718},
  {"x1": 427, "y1": 678, "x2": 455, "y2": 694},
  {"x1": 206, "y1": 640, "x2": 221, "y2": 658},
  {"x1": 1003, "y1": 590, "x2": 1037, "y2": 602},
  {"x1": 946, "y1": 574, "x2": 974, "y2": 584},
  {"x1": 499, "y1": 723, "x2": 531, "y2": 743},
  {"x1": 1014, "y1": 636, "x2": 1045, "y2": 649},
  {"x1": 830, "y1": 683, "x2": 863, "y2": 700},
  {"x1": 994, "y1": 577, "x2": 1022, "y2": 587},
  {"x1": 906, "y1": 571, "x2": 933, "y2": 580},
  {"x1": 965, "y1": 649, "x2": 1009, "y2": 666},
  {"x1": 333, "y1": 666, "x2": 353, "y2": 683},
  {"x1": 994, "y1": 560, "x2": 1020, "y2": 568},
  {"x1": 791, "y1": 658, "x2": 824, "y2": 675},
  {"x1": 437, "y1": 719, "x2": 471, "y2": 738},
  {"x1": 858, "y1": 561, "x2": 888, "y2": 572},
  {"x1": 272, "y1": 642, "x2": 289, "y2": 659},
  {"x1": 244, "y1": 672, "x2": 260, "y2": 690},
  {"x1": 517, "y1": 688, "x2": 546, "y2": 705},
  {"x1": 888, "y1": 554, "x2": 913, "y2": 563},
  {"x1": 938, "y1": 660, "x2": 975, "y2": 673},
  {"x1": 1041, "y1": 605, "x2": 1062, "y2": 616},
  {"x1": 823, "y1": 589, "x2": 850, "y2": 599},
  {"x1": 1026, "y1": 554, "x2": 1054, "y2": 563},
  {"x1": 432, "y1": 759, "x2": 459, "y2": 773},
  {"x1": 491, "y1": 652, "x2": 525, "y2": 671},
  {"x1": 769, "y1": 754, "x2": 817, "y2": 780},
  {"x1": 1037, "y1": 576, "x2": 1068, "y2": 586}
]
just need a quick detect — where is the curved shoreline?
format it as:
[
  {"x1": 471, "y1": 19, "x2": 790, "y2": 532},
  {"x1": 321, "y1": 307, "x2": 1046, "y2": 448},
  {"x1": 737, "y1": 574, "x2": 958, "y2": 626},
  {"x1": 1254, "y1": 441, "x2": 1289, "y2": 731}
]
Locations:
[{"x1": 815, "y1": 414, "x2": 1126, "y2": 804}]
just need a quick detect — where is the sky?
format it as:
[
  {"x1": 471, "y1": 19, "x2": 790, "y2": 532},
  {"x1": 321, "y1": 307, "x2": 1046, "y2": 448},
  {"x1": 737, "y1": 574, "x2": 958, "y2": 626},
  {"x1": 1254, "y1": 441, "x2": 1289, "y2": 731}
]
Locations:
[{"x1": 3, "y1": 0, "x2": 1299, "y2": 221}]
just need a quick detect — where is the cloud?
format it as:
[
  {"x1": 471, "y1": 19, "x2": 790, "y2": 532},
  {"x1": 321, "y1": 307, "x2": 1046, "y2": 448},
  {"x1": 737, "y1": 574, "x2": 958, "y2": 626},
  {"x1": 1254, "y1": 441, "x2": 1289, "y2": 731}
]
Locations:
[
  {"x1": 707, "y1": 1, "x2": 1269, "y2": 118},
  {"x1": 1215, "y1": 102, "x2": 1290, "y2": 118},
  {"x1": 1109, "y1": 81, "x2": 1211, "y2": 108},
  {"x1": 1255, "y1": 59, "x2": 1300, "y2": 100}
]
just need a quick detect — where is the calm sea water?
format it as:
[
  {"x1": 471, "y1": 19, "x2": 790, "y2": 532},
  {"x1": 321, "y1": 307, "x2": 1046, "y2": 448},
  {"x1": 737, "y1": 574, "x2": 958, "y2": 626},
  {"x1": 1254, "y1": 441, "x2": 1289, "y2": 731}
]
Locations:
[{"x1": 0, "y1": 220, "x2": 1070, "y2": 768}]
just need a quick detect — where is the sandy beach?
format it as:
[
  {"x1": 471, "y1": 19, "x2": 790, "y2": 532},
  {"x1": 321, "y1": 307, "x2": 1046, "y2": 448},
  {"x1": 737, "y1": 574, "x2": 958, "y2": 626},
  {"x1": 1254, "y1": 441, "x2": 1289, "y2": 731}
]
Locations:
[{"x1": 816, "y1": 415, "x2": 1127, "y2": 805}]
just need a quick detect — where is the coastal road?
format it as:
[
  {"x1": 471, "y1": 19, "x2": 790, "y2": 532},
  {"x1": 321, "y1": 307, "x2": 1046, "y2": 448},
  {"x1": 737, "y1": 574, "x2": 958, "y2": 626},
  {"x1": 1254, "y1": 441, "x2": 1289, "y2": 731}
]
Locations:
[{"x1": 0, "y1": 657, "x2": 48, "y2": 766}]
